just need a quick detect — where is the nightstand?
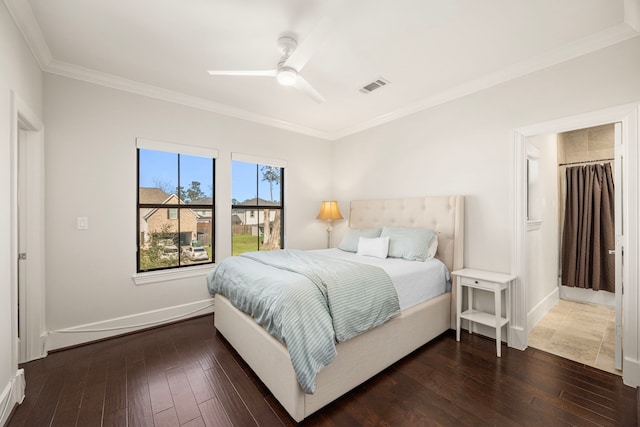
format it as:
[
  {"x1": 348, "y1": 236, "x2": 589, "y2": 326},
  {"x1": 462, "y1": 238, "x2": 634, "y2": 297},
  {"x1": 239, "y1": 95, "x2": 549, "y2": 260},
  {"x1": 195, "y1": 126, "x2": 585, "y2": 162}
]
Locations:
[{"x1": 452, "y1": 268, "x2": 517, "y2": 357}]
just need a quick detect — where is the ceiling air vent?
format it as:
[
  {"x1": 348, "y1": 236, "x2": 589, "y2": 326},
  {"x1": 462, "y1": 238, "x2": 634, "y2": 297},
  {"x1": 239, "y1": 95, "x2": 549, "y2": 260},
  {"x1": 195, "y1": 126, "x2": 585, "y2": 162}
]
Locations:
[{"x1": 360, "y1": 78, "x2": 389, "y2": 94}]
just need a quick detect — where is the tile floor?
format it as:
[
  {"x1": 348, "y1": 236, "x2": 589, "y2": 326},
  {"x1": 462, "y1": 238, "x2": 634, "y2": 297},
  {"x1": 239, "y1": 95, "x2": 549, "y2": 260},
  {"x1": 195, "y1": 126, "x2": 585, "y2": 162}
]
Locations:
[{"x1": 528, "y1": 299, "x2": 620, "y2": 375}]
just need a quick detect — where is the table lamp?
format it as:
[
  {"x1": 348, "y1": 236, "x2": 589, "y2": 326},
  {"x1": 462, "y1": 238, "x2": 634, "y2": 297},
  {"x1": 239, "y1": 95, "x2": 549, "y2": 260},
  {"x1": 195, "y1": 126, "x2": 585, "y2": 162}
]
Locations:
[{"x1": 316, "y1": 201, "x2": 343, "y2": 248}]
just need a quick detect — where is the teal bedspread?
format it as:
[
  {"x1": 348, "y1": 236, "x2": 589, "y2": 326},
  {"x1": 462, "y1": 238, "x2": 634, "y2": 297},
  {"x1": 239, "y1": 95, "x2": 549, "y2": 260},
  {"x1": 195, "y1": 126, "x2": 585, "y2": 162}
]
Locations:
[{"x1": 206, "y1": 249, "x2": 400, "y2": 394}]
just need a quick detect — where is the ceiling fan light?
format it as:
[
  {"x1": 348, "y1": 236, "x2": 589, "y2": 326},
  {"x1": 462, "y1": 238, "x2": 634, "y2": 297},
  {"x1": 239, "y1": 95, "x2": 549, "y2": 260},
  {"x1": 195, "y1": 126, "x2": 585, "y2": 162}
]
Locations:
[{"x1": 277, "y1": 68, "x2": 297, "y2": 86}]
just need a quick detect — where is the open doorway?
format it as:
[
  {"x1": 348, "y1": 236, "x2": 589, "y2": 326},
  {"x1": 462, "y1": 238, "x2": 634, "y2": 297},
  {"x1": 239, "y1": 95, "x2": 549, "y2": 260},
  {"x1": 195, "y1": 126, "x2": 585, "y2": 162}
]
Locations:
[
  {"x1": 511, "y1": 103, "x2": 639, "y2": 389},
  {"x1": 526, "y1": 124, "x2": 620, "y2": 375},
  {"x1": 11, "y1": 93, "x2": 46, "y2": 364}
]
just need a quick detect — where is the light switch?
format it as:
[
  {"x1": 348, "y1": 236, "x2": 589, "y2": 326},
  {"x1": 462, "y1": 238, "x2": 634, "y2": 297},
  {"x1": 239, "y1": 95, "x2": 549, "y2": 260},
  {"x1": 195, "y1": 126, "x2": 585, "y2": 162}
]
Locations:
[{"x1": 77, "y1": 217, "x2": 89, "y2": 230}]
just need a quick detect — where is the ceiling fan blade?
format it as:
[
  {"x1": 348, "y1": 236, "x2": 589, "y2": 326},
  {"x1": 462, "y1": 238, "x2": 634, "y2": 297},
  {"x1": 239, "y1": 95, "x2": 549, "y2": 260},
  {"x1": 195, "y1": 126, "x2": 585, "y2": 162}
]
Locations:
[
  {"x1": 207, "y1": 69, "x2": 277, "y2": 77},
  {"x1": 294, "y1": 75, "x2": 325, "y2": 103},
  {"x1": 283, "y1": 17, "x2": 332, "y2": 71}
]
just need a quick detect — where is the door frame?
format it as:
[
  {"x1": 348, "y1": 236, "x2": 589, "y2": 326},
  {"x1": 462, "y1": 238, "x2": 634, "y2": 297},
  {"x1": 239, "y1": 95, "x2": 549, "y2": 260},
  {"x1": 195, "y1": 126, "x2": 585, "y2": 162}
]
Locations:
[
  {"x1": 614, "y1": 121, "x2": 623, "y2": 371},
  {"x1": 10, "y1": 91, "x2": 46, "y2": 363},
  {"x1": 511, "y1": 102, "x2": 639, "y2": 388}
]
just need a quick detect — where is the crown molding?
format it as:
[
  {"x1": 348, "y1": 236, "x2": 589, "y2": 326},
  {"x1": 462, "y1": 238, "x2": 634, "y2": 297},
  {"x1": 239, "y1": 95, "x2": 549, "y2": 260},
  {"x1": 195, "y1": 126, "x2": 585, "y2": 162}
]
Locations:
[
  {"x1": 3, "y1": 0, "x2": 52, "y2": 68},
  {"x1": 331, "y1": 22, "x2": 640, "y2": 140},
  {"x1": 6, "y1": 0, "x2": 640, "y2": 142},
  {"x1": 44, "y1": 60, "x2": 332, "y2": 140},
  {"x1": 3, "y1": 0, "x2": 331, "y2": 140}
]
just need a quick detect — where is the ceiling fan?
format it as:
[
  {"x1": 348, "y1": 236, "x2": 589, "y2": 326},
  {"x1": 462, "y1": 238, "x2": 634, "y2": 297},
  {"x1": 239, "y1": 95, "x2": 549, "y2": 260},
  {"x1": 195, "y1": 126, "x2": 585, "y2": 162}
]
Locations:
[{"x1": 207, "y1": 22, "x2": 329, "y2": 103}]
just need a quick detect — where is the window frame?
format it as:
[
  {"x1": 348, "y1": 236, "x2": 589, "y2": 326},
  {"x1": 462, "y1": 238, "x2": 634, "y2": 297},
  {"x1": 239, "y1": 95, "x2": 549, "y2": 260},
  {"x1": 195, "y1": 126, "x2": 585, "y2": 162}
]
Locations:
[
  {"x1": 231, "y1": 153, "x2": 286, "y2": 255},
  {"x1": 135, "y1": 138, "x2": 217, "y2": 277}
]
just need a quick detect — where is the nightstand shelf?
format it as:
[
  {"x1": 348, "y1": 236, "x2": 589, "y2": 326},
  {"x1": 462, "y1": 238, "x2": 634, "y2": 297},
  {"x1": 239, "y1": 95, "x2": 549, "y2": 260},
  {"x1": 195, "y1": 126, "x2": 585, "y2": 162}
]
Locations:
[
  {"x1": 452, "y1": 268, "x2": 516, "y2": 357},
  {"x1": 459, "y1": 309, "x2": 509, "y2": 329}
]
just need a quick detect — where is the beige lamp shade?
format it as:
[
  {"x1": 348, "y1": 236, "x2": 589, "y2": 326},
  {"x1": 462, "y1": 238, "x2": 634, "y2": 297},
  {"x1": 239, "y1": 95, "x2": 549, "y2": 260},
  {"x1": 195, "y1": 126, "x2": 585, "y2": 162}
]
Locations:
[{"x1": 316, "y1": 201, "x2": 343, "y2": 221}]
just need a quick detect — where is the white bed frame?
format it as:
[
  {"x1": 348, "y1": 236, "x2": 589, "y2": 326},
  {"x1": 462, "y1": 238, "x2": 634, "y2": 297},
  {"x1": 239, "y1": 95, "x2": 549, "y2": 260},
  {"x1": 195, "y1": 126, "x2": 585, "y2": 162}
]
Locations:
[{"x1": 214, "y1": 196, "x2": 464, "y2": 422}]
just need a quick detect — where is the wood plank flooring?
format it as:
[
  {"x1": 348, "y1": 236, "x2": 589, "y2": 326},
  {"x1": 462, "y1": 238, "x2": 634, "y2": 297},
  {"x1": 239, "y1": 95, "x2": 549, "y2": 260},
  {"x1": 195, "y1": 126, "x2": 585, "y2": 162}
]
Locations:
[{"x1": 7, "y1": 315, "x2": 637, "y2": 426}]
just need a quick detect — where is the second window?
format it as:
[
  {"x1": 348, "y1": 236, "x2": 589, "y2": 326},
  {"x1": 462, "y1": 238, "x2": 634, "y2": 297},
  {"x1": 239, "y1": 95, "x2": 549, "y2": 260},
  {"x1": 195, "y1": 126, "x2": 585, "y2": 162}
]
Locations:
[{"x1": 231, "y1": 158, "x2": 284, "y2": 255}]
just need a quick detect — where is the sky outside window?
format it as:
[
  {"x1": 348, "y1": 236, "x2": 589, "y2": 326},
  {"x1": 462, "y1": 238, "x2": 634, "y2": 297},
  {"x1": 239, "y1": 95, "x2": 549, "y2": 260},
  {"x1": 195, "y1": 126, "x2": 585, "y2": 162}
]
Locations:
[
  {"x1": 139, "y1": 149, "x2": 213, "y2": 198},
  {"x1": 232, "y1": 161, "x2": 281, "y2": 203},
  {"x1": 139, "y1": 151, "x2": 279, "y2": 204}
]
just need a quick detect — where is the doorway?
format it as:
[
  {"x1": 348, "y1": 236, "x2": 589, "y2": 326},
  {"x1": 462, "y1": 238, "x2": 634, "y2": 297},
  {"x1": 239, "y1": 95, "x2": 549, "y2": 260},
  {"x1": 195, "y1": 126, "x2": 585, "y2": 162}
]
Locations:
[
  {"x1": 511, "y1": 103, "x2": 639, "y2": 389},
  {"x1": 10, "y1": 93, "x2": 46, "y2": 364},
  {"x1": 527, "y1": 123, "x2": 619, "y2": 374}
]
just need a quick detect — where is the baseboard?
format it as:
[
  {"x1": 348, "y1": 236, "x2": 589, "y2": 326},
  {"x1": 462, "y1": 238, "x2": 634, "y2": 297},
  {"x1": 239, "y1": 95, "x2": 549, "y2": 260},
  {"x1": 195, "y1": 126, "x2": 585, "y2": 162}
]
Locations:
[
  {"x1": 623, "y1": 356, "x2": 640, "y2": 388},
  {"x1": 527, "y1": 287, "x2": 559, "y2": 332},
  {"x1": 23, "y1": 332, "x2": 49, "y2": 363},
  {"x1": 0, "y1": 369, "x2": 25, "y2": 426},
  {"x1": 39, "y1": 332, "x2": 47, "y2": 359},
  {"x1": 509, "y1": 325, "x2": 527, "y2": 351},
  {"x1": 45, "y1": 298, "x2": 215, "y2": 351},
  {"x1": 559, "y1": 285, "x2": 615, "y2": 307}
]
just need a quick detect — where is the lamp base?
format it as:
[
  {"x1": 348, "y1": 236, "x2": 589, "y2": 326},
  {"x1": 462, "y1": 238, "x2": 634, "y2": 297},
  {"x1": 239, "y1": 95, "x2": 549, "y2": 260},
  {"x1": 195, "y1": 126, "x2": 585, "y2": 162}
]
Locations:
[{"x1": 326, "y1": 222, "x2": 333, "y2": 248}]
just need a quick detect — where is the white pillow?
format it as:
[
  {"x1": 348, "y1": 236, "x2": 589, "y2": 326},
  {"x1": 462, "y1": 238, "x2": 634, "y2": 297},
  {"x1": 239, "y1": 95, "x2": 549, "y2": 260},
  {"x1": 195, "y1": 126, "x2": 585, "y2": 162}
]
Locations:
[
  {"x1": 356, "y1": 236, "x2": 389, "y2": 259},
  {"x1": 338, "y1": 228, "x2": 382, "y2": 252}
]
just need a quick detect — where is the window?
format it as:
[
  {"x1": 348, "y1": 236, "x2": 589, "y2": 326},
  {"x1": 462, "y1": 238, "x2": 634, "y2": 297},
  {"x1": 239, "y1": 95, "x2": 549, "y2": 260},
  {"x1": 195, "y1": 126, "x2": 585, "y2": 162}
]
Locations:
[
  {"x1": 137, "y1": 138, "x2": 216, "y2": 273},
  {"x1": 231, "y1": 154, "x2": 285, "y2": 255}
]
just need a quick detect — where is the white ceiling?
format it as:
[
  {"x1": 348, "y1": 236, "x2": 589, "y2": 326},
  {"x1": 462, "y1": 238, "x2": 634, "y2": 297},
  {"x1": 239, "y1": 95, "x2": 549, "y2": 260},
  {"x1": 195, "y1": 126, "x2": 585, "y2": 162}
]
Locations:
[{"x1": 6, "y1": 0, "x2": 639, "y2": 139}]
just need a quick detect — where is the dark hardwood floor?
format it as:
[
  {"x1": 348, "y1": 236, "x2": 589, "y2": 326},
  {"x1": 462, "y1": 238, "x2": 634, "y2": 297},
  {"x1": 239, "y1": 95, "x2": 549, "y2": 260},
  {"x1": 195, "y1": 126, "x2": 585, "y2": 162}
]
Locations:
[{"x1": 7, "y1": 314, "x2": 637, "y2": 426}]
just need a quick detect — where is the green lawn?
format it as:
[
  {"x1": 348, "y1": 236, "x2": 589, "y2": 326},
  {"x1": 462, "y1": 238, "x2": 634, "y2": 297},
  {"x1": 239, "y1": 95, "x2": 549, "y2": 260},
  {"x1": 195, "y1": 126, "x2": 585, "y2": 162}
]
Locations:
[{"x1": 232, "y1": 234, "x2": 260, "y2": 255}]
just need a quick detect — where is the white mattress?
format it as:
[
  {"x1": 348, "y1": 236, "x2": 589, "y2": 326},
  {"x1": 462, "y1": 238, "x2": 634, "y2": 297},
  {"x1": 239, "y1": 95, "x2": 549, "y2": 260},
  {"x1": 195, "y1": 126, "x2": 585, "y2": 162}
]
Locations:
[{"x1": 309, "y1": 248, "x2": 451, "y2": 311}]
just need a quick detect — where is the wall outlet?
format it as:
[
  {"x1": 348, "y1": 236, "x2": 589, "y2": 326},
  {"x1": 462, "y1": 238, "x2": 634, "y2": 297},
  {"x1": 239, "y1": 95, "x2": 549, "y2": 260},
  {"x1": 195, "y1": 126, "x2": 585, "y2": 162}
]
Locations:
[{"x1": 77, "y1": 217, "x2": 89, "y2": 230}]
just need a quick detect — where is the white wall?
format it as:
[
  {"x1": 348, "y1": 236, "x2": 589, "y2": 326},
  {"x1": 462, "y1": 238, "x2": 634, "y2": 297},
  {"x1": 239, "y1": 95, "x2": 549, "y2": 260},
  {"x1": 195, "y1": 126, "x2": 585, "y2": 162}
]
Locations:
[
  {"x1": 0, "y1": 2, "x2": 43, "y2": 424},
  {"x1": 526, "y1": 134, "x2": 559, "y2": 327},
  {"x1": 43, "y1": 74, "x2": 332, "y2": 348},
  {"x1": 332, "y1": 36, "x2": 640, "y2": 340},
  {"x1": 333, "y1": 36, "x2": 640, "y2": 271}
]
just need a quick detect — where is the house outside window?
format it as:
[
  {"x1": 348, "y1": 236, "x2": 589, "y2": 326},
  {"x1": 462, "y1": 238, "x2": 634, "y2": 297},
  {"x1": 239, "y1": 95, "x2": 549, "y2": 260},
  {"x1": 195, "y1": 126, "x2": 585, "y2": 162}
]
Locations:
[
  {"x1": 137, "y1": 138, "x2": 216, "y2": 272},
  {"x1": 231, "y1": 153, "x2": 285, "y2": 255}
]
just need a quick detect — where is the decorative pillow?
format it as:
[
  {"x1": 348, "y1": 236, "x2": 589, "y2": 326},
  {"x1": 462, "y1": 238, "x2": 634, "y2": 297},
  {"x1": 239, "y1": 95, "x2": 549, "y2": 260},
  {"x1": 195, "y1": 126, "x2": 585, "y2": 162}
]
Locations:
[
  {"x1": 338, "y1": 228, "x2": 382, "y2": 252},
  {"x1": 380, "y1": 226, "x2": 437, "y2": 261},
  {"x1": 356, "y1": 236, "x2": 389, "y2": 259}
]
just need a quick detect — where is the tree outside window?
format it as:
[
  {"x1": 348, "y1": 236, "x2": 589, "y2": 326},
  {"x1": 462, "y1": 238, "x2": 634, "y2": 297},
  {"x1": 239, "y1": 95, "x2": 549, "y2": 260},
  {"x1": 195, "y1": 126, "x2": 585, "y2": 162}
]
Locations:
[
  {"x1": 231, "y1": 161, "x2": 284, "y2": 255},
  {"x1": 137, "y1": 148, "x2": 215, "y2": 272}
]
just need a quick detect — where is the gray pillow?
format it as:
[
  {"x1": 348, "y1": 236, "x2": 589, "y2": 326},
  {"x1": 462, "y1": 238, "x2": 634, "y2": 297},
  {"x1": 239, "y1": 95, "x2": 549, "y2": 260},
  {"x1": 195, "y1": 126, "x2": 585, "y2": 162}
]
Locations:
[
  {"x1": 338, "y1": 228, "x2": 382, "y2": 252},
  {"x1": 380, "y1": 226, "x2": 437, "y2": 261}
]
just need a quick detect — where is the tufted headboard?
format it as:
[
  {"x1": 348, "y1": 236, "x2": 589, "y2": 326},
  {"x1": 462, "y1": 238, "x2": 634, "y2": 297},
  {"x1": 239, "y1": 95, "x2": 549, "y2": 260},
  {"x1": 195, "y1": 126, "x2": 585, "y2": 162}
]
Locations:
[
  {"x1": 348, "y1": 196, "x2": 464, "y2": 273},
  {"x1": 349, "y1": 196, "x2": 464, "y2": 328}
]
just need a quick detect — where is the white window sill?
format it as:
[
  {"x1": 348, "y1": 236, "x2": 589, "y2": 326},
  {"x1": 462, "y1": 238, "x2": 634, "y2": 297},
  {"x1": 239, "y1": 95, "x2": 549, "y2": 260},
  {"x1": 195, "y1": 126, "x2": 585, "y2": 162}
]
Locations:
[{"x1": 133, "y1": 263, "x2": 216, "y2": 285}]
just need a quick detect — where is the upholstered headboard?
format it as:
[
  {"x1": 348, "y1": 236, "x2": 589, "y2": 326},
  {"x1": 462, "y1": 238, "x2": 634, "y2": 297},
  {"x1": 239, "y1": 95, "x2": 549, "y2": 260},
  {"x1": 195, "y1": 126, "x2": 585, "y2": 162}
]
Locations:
[
  {"x1": 348, "y1": 196, "x2": 464, "y2": 274},
  {"x1": 349, "y1": 196, "x2": 464, "y2": 329}
]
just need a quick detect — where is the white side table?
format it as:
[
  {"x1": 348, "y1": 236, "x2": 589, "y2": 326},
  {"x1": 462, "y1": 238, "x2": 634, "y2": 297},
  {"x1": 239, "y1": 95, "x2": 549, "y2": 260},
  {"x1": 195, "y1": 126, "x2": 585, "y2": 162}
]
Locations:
[{"x1": 452, "y1": 268, "x2": 516, "y2": 357}]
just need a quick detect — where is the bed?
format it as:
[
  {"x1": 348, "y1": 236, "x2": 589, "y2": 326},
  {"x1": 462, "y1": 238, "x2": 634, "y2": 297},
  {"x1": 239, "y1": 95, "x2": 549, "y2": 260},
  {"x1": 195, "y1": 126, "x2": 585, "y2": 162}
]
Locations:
[{"x1": 211, "y1": 196, "x2": 464, "y2": 422}]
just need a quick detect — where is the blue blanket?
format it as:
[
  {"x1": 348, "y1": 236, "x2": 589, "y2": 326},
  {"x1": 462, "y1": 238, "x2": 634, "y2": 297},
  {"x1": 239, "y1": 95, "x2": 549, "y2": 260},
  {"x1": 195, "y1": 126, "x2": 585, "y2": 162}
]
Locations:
[{"x1": 207, "y1": 249, "x2": 400, "y2": 394}]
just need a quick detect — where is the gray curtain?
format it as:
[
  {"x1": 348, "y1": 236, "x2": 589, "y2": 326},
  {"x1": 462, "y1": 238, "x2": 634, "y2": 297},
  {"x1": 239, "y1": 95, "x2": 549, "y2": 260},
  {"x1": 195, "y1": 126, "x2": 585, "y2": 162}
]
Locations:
[{"x1": 561, "y1": 163, "x2": 615, "y2": 292}]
